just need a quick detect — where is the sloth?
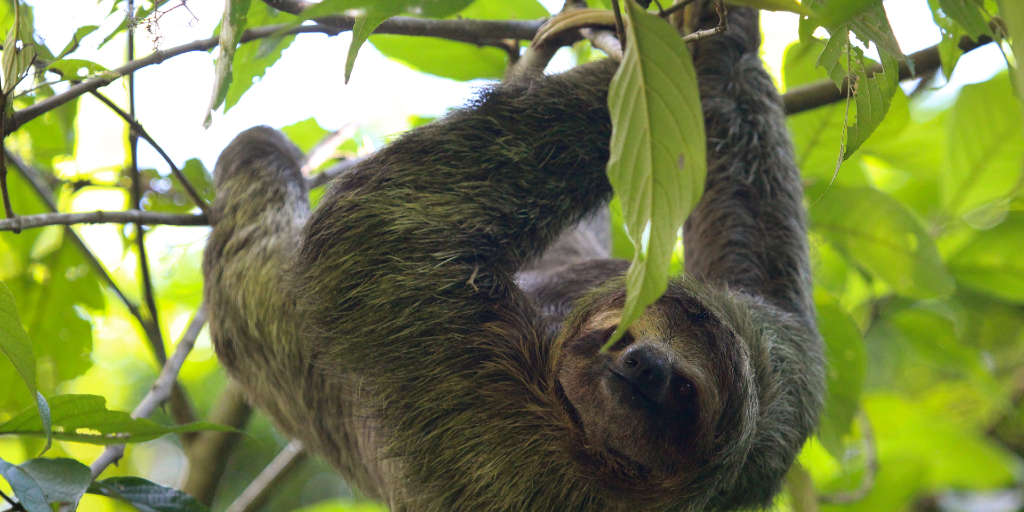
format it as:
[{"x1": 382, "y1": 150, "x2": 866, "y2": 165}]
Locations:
[{"x1": 202, "y1": 3, "x2": 825, "y2": 511}]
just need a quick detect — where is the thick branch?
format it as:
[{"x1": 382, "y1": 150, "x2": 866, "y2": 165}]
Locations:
[
  {"x1": 783, "y1": 44, "x2": 943, "y2": 115},
  {"x1": 0, "y1": 209, "x2": 208, "y2": 231},
  {"x1": 90, "y1": 306, "x2": 208, "y2": 478}
]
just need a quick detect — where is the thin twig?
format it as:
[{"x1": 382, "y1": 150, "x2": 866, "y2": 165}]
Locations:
[
  {"x1": 609, "y1": 0, "x2": 626, "y2": 50},
  {"x1": 89, "y1": 91, "x2": 210, "y2": 216},
  {"x1": 0, "y1": 210, "x2": 207, "y2": 231},
  {"x1": 9, "y1": 18, "x2": 543, "y2": 132},
  {"x1": 0, "y1": 488, "x2": 25, "y2": 511},
  {"x1": 818, "y1": 410, "x2": 878, "y2": 504},
  {"x1": 90, "y1": 306, "x2": 208, "y2": 478},
  {"x1": 224, "y1": 440, "x2": 307, "y2": 512},
  {"x1": 680, "y1": 0, "x2": 727, "y2": 43},
  {"x1": 0, "y1": 113, "x2": 18, "y2": 234},
  {"x1": 306, "y1": 155, "x2": 367, "y2": 189}
]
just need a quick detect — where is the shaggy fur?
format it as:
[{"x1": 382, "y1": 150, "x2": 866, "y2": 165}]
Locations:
[{"x1": 203, "y1": 5, "x2": 824, "y2": 512}]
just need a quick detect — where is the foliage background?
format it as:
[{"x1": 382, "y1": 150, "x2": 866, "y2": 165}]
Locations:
[{"x1": 0, "y1": 0, "x2": 1022, "y2": 511}]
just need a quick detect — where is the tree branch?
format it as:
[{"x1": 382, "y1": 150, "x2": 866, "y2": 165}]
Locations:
[
  {"x1": 8, "y1": 17, "x2": 543, "y2": 132},
  {"x1": 306, "y1": 155, "x2": 366, "y2": 189},
  {"x1": 224, "y1": 440, "x2": 307, "y2": 512},
  {"x1": 0, "y1": 209, "x2": 207, "y2": 231},
  {"x1": 783, "y1": 43, "x2": 944, "y2": 115},
  {"x1": 90, "y1": 306, "x2": 208, "y2": 478},
  {"x1": 88, "y1": 90, "x2": 210, "y2": 216}
]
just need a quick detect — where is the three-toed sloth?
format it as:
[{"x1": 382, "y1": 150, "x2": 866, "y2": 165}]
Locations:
[{"x1": 203, "y1": 4, "x2": 825, "y2": 511}]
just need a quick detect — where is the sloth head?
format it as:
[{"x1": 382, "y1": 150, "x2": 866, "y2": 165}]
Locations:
[{"x1": 555, "y1": 279, "x2": 756, "y2": 491}]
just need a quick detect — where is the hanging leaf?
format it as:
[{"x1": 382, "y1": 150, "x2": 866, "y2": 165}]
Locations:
[
  {"x1": 89, "y1": 477, "x2": 209, "y2": 512},
  {"x1": 15, "y1": 458, "x2": 91, "y2": 510},
  {"x1": 0, "y1": 281, "x2": 50, "y2": 451},
  {"x1": 603, "y1": 0, "x2": 705, "y2": 348},
  {"x1": 0, "y1": 394, "x2": 235, "y2": 445},
  {"x1": 224, "y1": 2, "x2": 300, "y2": 112},
  {"x1": 345, "y1": 13, "x2": 390, "y2": 83},
  {"x1": 205, "y1": 0, "x2": 253, "y2": 127}
]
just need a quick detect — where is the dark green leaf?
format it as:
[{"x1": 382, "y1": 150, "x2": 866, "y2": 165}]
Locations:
[
  {"x1": 17, "y1": 458, "x2": 91, "y2": 508},
  {"x1": 89, "y1": 477, "x2": 209, "y2": 512},
  {"x1": 0, "y1": 456, "x2": 49, "y2": 512},
  {"x1": 345, "y1": 13, "x2": 389, "y2": 83},
  {"x1": 815, "y1": 288, "x2": 866, "y2": 459},
  {"x1": 603, "y1": 0, "x2": 705, "y2": 347},
  {"x1": 0, "y1": 394, "x2": 236, "y2": 445},
  {"x1": 811, "y1": 186, "x2": 955, "y2": 298},
  {"x1": 0, "y1": 281, "x2": 49, "y2": 450},
  {"x1": 938, "y1": 0, "x2": 992, "y2": 37}
]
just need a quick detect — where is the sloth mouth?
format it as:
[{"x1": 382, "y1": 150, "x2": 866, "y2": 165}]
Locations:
[{"x1": 605, "y1": 366, "x2": 660, "y2": 412}]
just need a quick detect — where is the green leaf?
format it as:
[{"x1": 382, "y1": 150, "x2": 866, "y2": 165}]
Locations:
[
  {"x1": 0, "y1": 394, "x2": 236, "y2": 445},
  {"x1": 89, "y1": 477, "x2": 209, "y2": 512},
  {"x1": 2, "y1": 3, "x2": 35, "y2": 95},
  {"x1": 0, "y1": 456, "x2": 49, "y2": 512},
  {"x1": 938, "y1": 0, "x2": 992, "y2": 36},
  {"x1": 54, "y1": 25, "x2": 98, "y2": 60},
  {"x1": 224, "y1": 2, "x2": 298, "y2": 112},
  {"x1": 998, "y1": 0, "x2": 1024, "y2": 108},
  {"x1": 0, "y1": 281, "x2": 50, "y2": 450},
  {"x1": 16, "y1": 458, "x2": 91, "y2": 509},
  {"x1": 815, "y1": 288, "x2": 866, "y2": 459},
  {"x1": 370, "y1": 0, "x2": 549, "y2": 81},
  {"x1": 811, "y1": 186, "x2": 955, "y2": 299},
  {"x1": 943, "y1": 73, "x2": 1024, "y2": 215},
  {"x1": 293, "y1": 499, "x2": 390, "y2": 512},
  {"x1": 948, "y1": 212, "x2": 1024, "y2": 303},
  {"x1": 205, "y1": 0, "x2": 253, "y2": 127},
  {"x1": 603, "y1": 0, "x2": 705, "y2": 348},
  {"x1": 281, "y1": 117, "x2": 330, "y2": 153},
  {"x1": 345, "y1": 13, "x2": 390, "y2": 84},
  {"x1": 45, "y1": 58, "x2": 109, "y2": 80}
]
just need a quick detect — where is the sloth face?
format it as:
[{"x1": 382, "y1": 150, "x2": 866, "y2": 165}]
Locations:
[{"x1": 556, "y1": 291, "x2": 735, "y2": 476}]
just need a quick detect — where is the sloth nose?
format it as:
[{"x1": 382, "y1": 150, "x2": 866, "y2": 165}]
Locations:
[{"x1": 619, "y1": 344, "x2": 671, "y2": 403}]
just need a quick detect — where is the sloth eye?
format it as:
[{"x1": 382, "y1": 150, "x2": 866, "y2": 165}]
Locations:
[{"x1": 678, "y1": 380, "x2": 695, "y2": 399}]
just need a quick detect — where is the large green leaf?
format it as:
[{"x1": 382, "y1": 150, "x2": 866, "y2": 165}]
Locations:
[
  {"x1": 89, "y1": 477, "x2": 209, "y2": 512},
  {"x1": 603, "y1": 0, "x2": 705, "y2": 347},
  {"x1": 14, "y1": 458, "x2": 91, "y2": 509},
  {"x1": 0, "y1": 394, "x2": 234, "y2": 445},
  {"x1": 811, "y1": 186, "x2": 955, "y2": 299},
  {"x1": 948, "y1": 212, "x2": 1024, "y2": 303},
  {"x1": 370, "y1": 0, "x2": 548, "y2": 81},
  {"x1": 943, "y1": 73, "x2": 1024, "y2": 215},
  {"x1": 814, "y1": 287, "x2": 866, "y2": 459}
]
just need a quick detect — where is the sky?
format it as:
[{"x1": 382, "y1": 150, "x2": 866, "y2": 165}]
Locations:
[{"x1": 28, "y1": 0, "x2": 1009, "y2": 182}]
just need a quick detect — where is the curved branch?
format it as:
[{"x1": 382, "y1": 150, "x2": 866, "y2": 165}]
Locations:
[
  {"x1": 90, "y1": 306, "x2": 208, "y2": 478},
  {"x1": 224, "y1": 440, "x2": 307, "y2": 512},
  {"x1": 0, "y1": 209, "x2": 208, "y2": 231}
]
